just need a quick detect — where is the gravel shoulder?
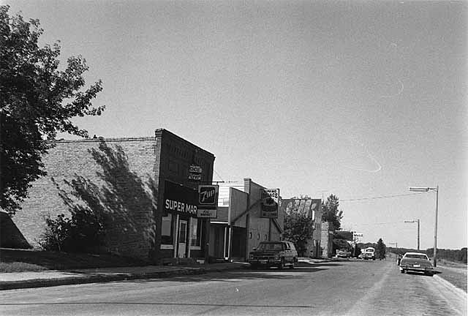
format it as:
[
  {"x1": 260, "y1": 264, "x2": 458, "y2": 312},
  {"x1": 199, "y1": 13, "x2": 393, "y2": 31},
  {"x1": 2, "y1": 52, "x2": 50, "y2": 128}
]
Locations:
[{"x1": 436, "y1": 264, "x2": 467, "y2": 293}]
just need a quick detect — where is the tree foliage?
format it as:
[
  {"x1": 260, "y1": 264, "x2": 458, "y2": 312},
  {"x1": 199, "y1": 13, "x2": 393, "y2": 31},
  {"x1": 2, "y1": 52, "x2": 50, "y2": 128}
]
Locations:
[
  {"x1": 387, "y1": 247, "x2": 467, "y2": 264},
  {"x1": 376, "y1": 238, "x2": 386, "y2": 259},
  {"x1": 0, "y1": 6, "x2": 105, "y2": 214},
  {"x1": 426, "y1": 248, "x2": 467, "y2": 264},
  {"x1": 39, "y1": 210, "x2": 105, "y2": 253},
  {"x1": 321, "y1": 194, "x2": 343, "y2": 230},
  {"x1": 283, "y1": 212, "x2": 314, "y2": 257}
]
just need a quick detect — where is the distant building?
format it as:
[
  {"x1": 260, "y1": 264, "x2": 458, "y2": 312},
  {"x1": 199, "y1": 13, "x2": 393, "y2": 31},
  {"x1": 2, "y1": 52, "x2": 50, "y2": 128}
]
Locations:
[
  {"x1": 210, "y1": 179, "x2": 284, "y2": 261},
  {"x1": 321, "y1": 222, "x2": 334, "y2": 258}
]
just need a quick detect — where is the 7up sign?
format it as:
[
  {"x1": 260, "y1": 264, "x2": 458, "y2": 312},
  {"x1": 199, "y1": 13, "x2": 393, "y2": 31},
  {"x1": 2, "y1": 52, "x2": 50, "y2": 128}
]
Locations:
[
  {"x1": 198, "y1": 185, "x2": 219, "y2": 207},
  {"x1": 197, "y1": 185, "x2": 219, "y2": 219}
]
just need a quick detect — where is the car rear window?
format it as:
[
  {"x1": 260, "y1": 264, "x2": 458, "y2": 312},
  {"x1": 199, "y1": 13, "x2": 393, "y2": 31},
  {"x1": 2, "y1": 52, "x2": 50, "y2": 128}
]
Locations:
[
  {"x1": 258, "y1": 243, "x2": 284, "y2": 251},
  {"x1": 404, "y1": 254, "x2": 428, "y2": 260}
]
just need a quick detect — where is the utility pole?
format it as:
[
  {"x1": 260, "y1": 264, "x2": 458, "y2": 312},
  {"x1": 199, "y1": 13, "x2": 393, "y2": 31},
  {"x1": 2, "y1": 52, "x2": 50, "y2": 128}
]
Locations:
[
  {"x1": 409, "y1": 186, "x2": 439, "y2": 267},
  {"x1": 404, "y1": 219, "x2": 420, "y2": 250}
]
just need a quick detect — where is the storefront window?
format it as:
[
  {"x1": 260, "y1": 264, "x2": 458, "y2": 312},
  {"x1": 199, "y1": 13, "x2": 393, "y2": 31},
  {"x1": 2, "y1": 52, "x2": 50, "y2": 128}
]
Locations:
[
  {"x1": 161, "y1": 213, "x2": 174, "y2": 246},
  {"x1": 190, "y1": 218, "x2": 202, "y2": 248}
]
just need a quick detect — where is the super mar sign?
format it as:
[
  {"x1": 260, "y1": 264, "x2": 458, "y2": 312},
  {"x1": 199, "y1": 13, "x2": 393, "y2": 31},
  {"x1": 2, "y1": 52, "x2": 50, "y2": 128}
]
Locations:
[{"x1": 164, "y1": 180, "x2": 198, "y2": 216}]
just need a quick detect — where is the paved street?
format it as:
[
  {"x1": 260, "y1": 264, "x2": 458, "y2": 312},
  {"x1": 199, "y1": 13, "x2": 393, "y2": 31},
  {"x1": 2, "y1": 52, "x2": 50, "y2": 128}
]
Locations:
[{"x1": 0, "y1": 259, "x2": 465, "y2": 316}]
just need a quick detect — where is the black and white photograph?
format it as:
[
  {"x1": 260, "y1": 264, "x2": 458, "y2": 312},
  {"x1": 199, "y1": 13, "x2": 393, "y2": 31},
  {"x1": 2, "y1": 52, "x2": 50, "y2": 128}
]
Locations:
[{"x1": 1, "y1": 1, "x2": 466, "y2": 315}]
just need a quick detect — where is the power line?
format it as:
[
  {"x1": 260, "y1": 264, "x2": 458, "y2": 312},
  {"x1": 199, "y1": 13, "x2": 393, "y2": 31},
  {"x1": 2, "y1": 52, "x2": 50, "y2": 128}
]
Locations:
[
  {"x1": 341, "y1": 192, "x2": 426, "y2": 202},
  {"x1": 214, "y1": 169, "x2": 224, "y2": 181},
  {"x1": 354, "y1": 221, "x2": 406, "y2": 226}
]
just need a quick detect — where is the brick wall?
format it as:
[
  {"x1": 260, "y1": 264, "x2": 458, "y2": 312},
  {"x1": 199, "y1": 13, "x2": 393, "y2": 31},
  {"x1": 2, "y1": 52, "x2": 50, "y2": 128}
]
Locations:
[{"x1": 13, "y1": 137, "x2": 158, "y2": 261}]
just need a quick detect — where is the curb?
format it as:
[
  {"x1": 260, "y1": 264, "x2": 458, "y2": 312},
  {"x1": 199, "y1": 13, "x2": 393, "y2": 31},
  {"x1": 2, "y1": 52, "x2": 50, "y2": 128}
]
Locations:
[
  {"x1": 0, "y1": 263, "x2": 249, "y2": 291},
  {"x1": 0, "y1": 267, "x2": 207, "y2": 291}
]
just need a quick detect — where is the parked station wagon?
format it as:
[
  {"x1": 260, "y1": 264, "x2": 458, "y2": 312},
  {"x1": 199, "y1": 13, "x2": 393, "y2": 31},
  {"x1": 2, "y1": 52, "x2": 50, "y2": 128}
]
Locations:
[{"x1": 248, "y1": 241, "x2": 298, "y2": 269}]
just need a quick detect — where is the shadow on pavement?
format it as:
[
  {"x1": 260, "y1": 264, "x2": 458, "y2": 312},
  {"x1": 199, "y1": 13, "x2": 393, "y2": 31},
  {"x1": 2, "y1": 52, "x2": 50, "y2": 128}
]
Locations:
[{"x1": 121, "y1": 265, "x2": 331, "y2": 284}]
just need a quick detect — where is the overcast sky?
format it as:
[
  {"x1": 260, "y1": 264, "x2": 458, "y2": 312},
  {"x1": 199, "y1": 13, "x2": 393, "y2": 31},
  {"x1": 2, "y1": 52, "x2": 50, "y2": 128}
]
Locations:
[{"x1": 7, "y1": 0, "x2": 467, "y2": 249}]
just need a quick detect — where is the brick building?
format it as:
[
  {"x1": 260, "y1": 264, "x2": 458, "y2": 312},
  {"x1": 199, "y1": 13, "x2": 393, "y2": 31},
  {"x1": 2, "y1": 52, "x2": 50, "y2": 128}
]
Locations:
[{"x1": 12, "y1": 129, "x2": 215, "y2": 263}]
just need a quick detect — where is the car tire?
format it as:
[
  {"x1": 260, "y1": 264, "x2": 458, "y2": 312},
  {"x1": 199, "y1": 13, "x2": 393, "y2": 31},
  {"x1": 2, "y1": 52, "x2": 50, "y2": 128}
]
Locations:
[
  {"x1": 289, "y1": 261, "x2": 295, "y2": 269},
  {"x1": 424, "y1": 272, "x2": 433, "y2": 277},
  {"x1": 400, "y1": 269, "x2": 405, "y2": 273},
  {"x1": 278, "y1": 259, "x2": 285, "y2": 270}
]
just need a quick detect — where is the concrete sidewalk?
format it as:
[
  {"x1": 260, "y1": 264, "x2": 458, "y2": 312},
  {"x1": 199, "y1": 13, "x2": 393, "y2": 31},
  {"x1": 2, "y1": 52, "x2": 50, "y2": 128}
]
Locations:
[{"x1": 0, "y1": 262, "x2": 250, "y2": 291}]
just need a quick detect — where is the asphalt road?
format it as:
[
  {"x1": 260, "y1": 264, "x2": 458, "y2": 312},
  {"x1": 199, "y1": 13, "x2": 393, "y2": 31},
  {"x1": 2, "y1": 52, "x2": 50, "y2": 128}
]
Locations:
[{"x1": 0, "y1": 259, "x2": 466, "y2": 316}]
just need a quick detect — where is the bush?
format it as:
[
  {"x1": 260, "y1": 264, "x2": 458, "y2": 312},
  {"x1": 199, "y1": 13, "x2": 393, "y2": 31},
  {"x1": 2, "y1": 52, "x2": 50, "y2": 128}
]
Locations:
[
  {"x1": 39, "y1": 209, "x2": 105, "y2": 253},
  {"x1": 40, "y1": 214, "x2": 71, "y2": 252}
]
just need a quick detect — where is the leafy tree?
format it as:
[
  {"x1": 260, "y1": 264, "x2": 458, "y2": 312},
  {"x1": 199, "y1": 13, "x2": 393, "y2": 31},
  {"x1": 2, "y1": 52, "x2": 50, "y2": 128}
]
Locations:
[
  {"x1": 0, "y1": 6, "x2": 105, "y2": 214},
  {"x1": 459, "y1": 248, "x2": 467, "y2": 264},
  {"x1": 283, "y1": 212, "x2": 314, "y2": 257},
  {"x1": 321, "y1": 194, "x2": 343, "y2": 230},
  {"x1": 354, "y1": 244, "x2": 362, "y2": 258},
  {"x1": 426, "y1": 248, "x2": 467, "y2": 264},
  {"x1": 376, "y1": 238, "x2": 386, "y2": 259},
  {"x1": 39, "y1": 208, "x2": 105, "y2": 253}
]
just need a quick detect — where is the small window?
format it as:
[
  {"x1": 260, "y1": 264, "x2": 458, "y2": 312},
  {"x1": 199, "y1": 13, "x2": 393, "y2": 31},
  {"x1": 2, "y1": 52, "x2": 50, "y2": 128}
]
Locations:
[
  {"x1": 179, "y1": 221, "x2": 187, "y2": 242},
  {"x1": 161, "y1": 213, "x2": 174, "y2": 245},
  {"x1": 190, "y1": 218, "x2": 202, "y2": 247}
]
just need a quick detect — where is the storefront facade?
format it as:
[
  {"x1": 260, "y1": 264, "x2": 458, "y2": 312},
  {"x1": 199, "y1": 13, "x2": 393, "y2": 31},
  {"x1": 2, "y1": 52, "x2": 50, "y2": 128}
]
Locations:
[
  {"x1": 160, "y1": 180, "x2": 203, "y2": 260},
  {"x1": 211, "y1": 178, "x2": 283, "y2": 262},
  {"x1": 154, "y1": 129, "x2": 215, "y2": 263}
]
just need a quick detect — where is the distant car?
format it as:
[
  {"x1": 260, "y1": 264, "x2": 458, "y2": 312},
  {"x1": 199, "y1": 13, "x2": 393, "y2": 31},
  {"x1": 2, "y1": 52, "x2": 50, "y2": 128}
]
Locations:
[
  {"x1": 399, "y1": 252, "x2": 434, "y2": 276},
  {"x1": 248, "y1": 241, "x2": 298, "y2": 269},
  {"x1": 362, "y1": 247, "x2": 376, "y2": 260},
  {"x1": 336, "y1": 250, "x2": 351, "y2": 258}
]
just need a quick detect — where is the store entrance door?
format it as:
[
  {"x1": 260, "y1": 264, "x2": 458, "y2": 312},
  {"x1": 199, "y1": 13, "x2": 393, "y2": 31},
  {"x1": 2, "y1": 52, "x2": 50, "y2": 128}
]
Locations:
[{"x1": 178, "y1": 220, "x2": 188, "y2": 258}]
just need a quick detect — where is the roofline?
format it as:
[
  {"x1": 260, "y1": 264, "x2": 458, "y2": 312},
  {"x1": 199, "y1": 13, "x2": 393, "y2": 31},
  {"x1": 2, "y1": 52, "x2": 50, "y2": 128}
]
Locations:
[
  {"x1": 52, "y1": 137, "x2": 155, "y2": 144},
  {"x1": 155, "y1": 129, "x2": 215, "y2": 158}
]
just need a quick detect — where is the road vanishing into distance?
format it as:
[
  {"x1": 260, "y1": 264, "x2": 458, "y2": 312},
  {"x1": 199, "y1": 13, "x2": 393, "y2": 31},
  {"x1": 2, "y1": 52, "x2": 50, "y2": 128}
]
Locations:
[{"x1": 1, "y1": 259, "x2": 466, "y2": 316}]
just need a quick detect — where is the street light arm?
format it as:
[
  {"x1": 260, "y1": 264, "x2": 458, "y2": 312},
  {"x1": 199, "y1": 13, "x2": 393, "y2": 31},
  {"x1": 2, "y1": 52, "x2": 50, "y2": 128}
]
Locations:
[{"x1": 409, "y1": 187, "x2": 438, "y2": 192}]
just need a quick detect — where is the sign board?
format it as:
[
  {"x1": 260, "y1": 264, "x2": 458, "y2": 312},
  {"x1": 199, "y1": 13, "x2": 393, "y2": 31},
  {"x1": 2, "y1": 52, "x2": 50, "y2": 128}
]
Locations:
[
  {"x1": 353, "y1": 233, "x2": 363, "y2": 237},
  {"x1": 188, "y1": 164, "x2": 202, "y2": 182},
  {"x1": 197, "y1": 209, "x2": 217, "y2": 218},
  {"x1": 261, "y1": 188, "x2": 280, "y2": 218},
  {"x1": 188, "y1": 174, "x2": 202, "y2": 181},
  {"x1": 198, "y1": 185, "x2": 219, "y2": 207},
  {"x1": 163, "y1": 180, "x2": 198, "y2": 216},
  {"x1": 189, "y1": 165, "x2": 202, "y2": 173}
]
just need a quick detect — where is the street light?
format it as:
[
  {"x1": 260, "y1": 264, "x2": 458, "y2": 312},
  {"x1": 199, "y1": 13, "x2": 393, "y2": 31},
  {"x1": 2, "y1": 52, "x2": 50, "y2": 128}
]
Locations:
[
  {"x1": 404, "y1": 219, "x2": 420, "y2": 250},
  {"x1": 409, "y1": 186, "x2": 439, "y2": 267}
]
